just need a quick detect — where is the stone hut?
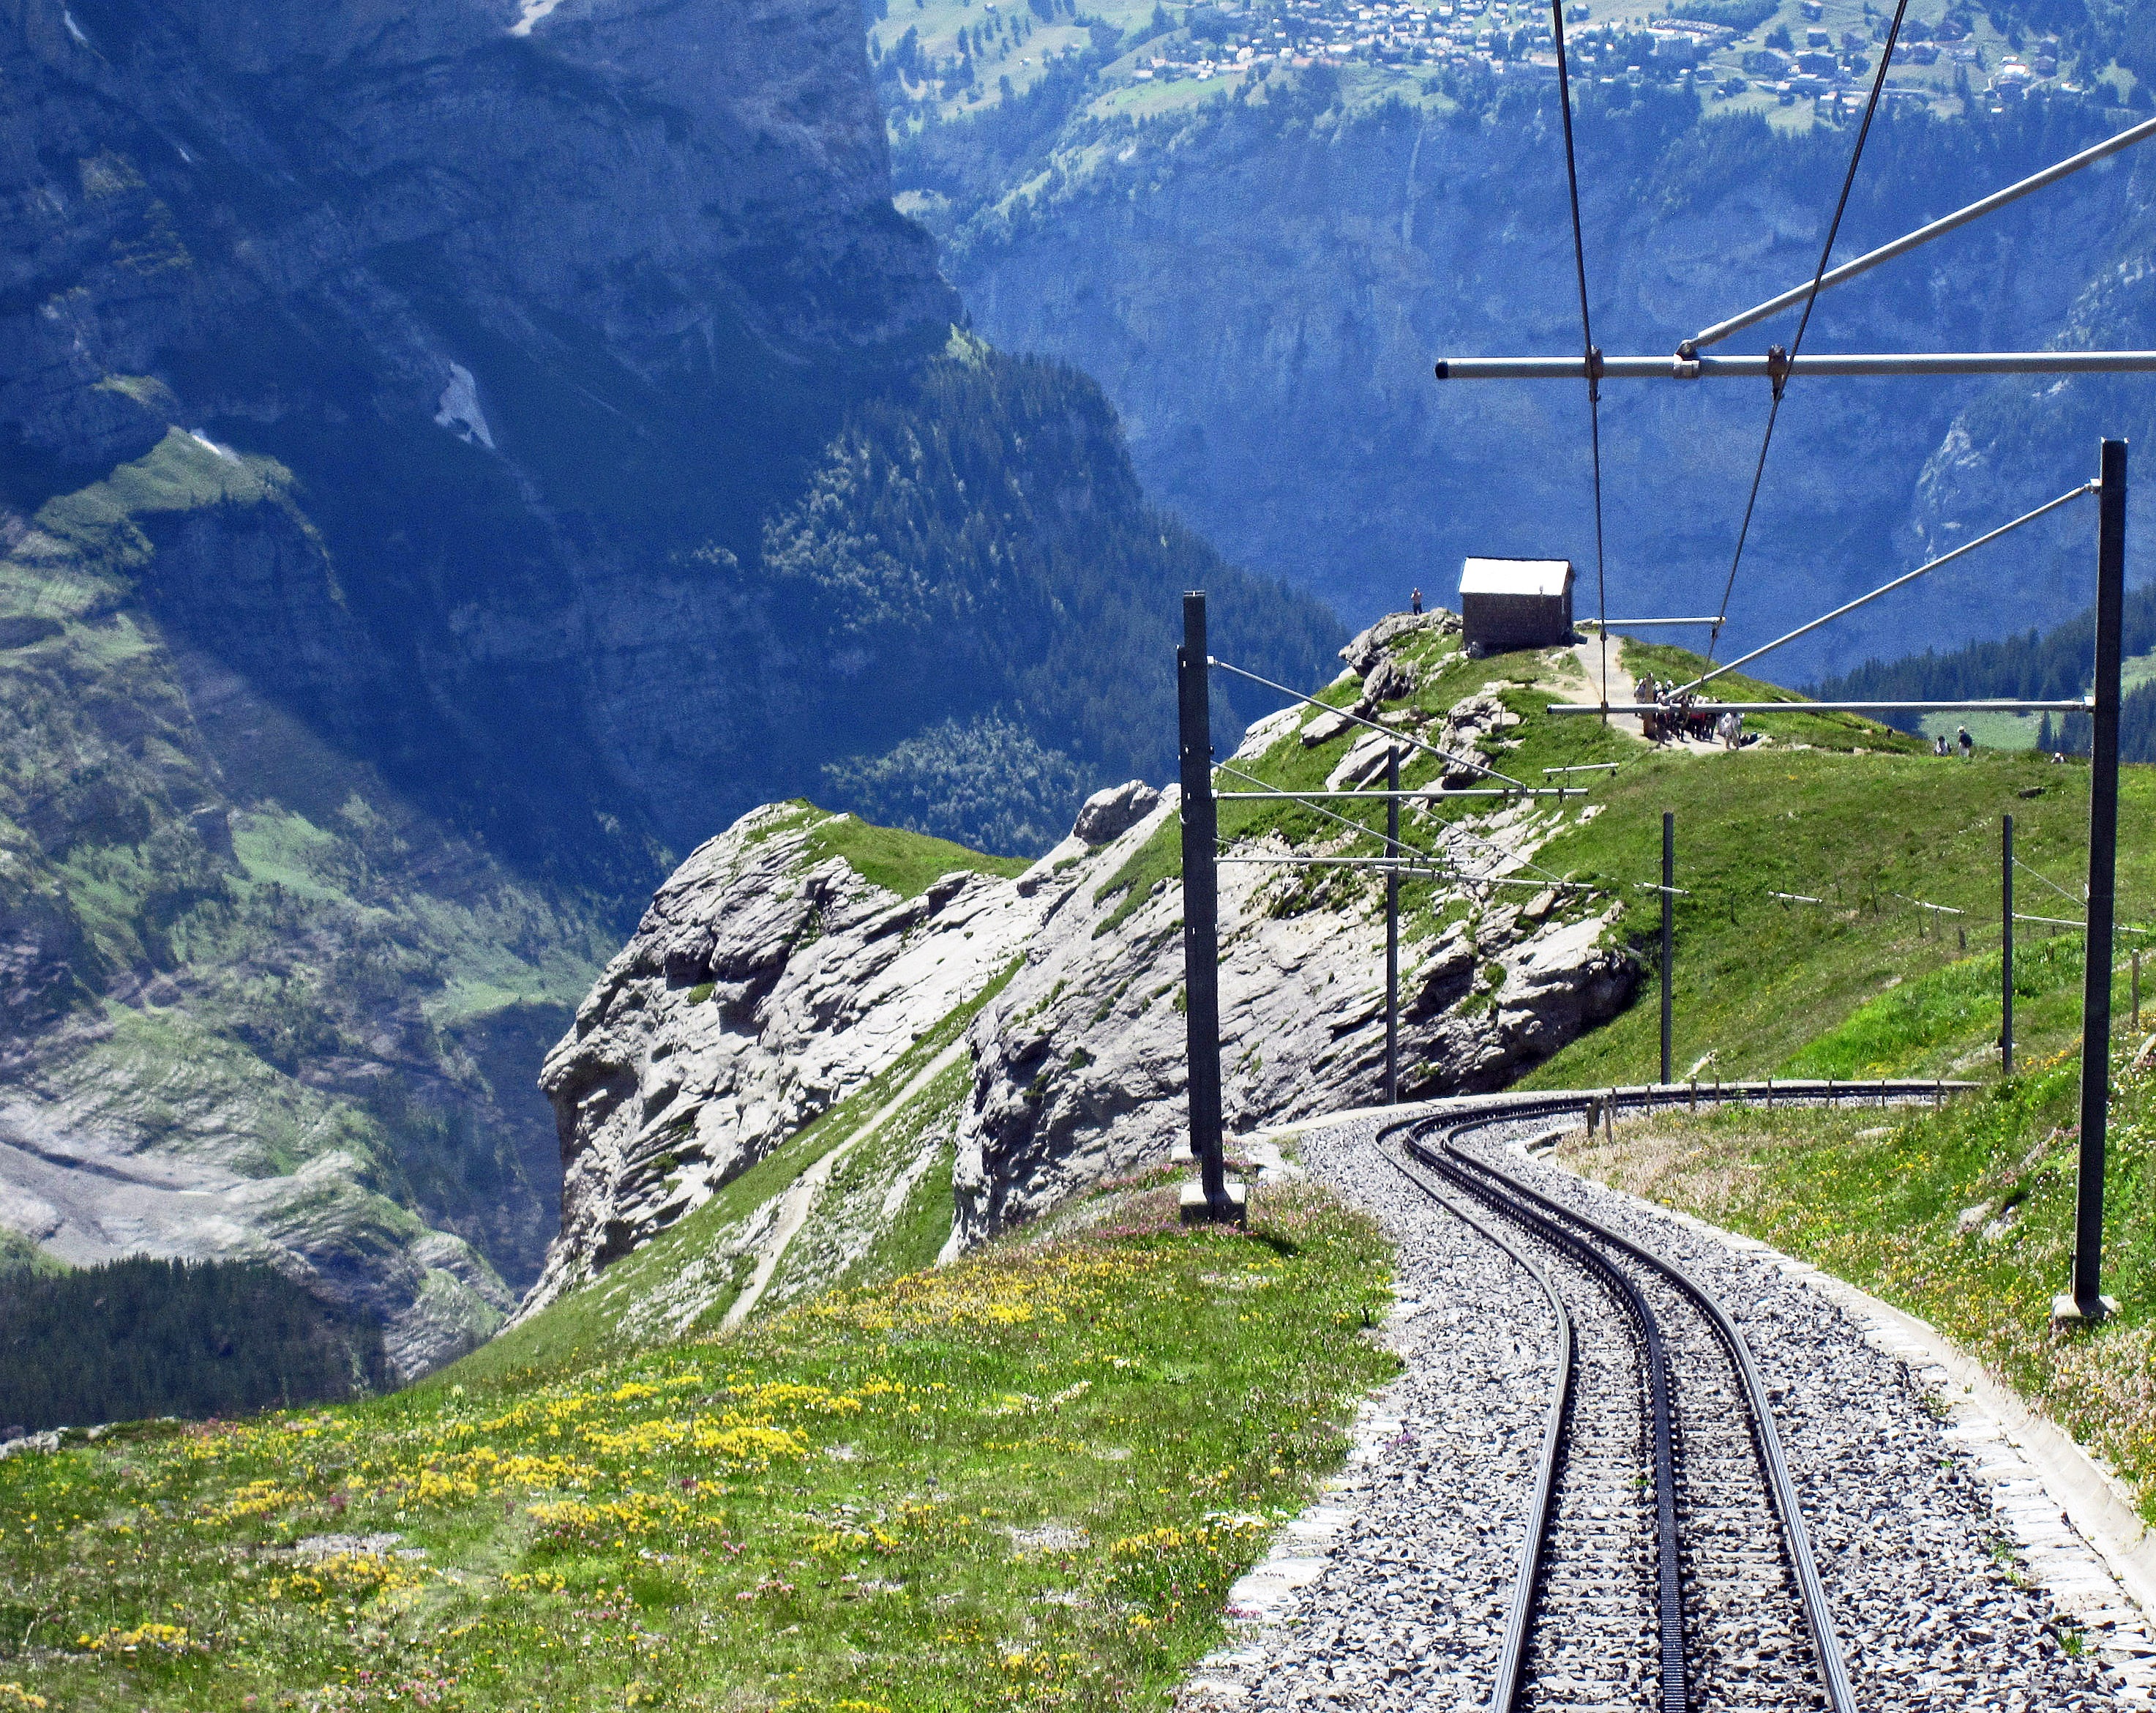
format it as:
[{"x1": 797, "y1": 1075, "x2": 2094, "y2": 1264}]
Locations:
[{"x1": 1459, "y1": 557, "x2": 1575, "y2": 654}]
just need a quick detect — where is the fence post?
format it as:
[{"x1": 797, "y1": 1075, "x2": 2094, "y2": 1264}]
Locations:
[
  {"x1": 1178, "y1": 591, "x2": 1229, "y2": 1222},
  {"x1": 1386, "y1": 747, "x2": 1400, "y2": 1105},
  {"x1": 2062, "y1": 438, "x2": 2127, "y2": 1324},
  {"x1": 2002, "y1": 813, "x2": 2014, "y2": 1075},
  {"x1": 1661, "y1": 811, "x2": 1674, "y2": 1086}
]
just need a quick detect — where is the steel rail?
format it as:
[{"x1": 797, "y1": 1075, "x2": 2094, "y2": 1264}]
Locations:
[
  {"x1": 1690, "y1": 113, "x2": 2156, "y2": 351},
  {"x1": 1207, "y1": 656, "x2": 1532, "y2": 790},
  {"x1": 1401, "y1": 1116, "x2": 1688, "y2": 1712},
  {"x1": 1672, "y1": 482, "x2": 2098, "y2": 695},
  {"x1": 1435, "y1": 351, "x2": 2156, "y2": 379},
  {"x1": 1371, "y1": 1128, "x2": 1573, "y2": 1713},
  {"x1": 1430, "y1": 1117, "x2": 1860, "y2": 1713}
]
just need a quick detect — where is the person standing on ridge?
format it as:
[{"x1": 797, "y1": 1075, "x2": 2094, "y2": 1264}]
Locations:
[{"x1": 1410, "y1": 587, "x2": 1423, "y2": 615}]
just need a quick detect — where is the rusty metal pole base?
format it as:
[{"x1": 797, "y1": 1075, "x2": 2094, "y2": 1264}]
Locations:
[
  {"x1": 1178, "y1": 1181, "x2": 1249, "y2": 1226},
  {"x1": 2051, "y1": 1292, "x2": 2120, "y2": 1328}
]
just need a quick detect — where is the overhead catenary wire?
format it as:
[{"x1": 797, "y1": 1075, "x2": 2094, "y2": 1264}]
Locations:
[
  {"x1": 1676, "y1": 482, "x2": 2098, "y2": 695},
  {"x1": 1706, "y1": 0, "x2": 1916, "y2": 663},
  {"x1": 1213, "y1": 758, "x2": 1576, "y2": 893},
  {"x1": 1545, "y1": 0, "x2": 1609, "y2": 717},
  {"x1": 1206, "y1": 656, "x2": 1532, "y2": 791}
]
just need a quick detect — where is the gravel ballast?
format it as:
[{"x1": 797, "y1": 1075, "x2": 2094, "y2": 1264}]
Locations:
[{"x1": 1180, "y1": 1111, "x2": 2145, "y2": 1711}]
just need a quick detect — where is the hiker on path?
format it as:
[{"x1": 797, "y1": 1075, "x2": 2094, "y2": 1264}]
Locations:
[{"x1": 1635, "y1": 674, "x2": 1659, "y2": 742}]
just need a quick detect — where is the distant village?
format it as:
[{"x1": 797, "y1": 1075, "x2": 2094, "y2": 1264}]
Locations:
[
  {"x1": 1129, "y1": 0, "x2": 2070, "y2": 119},
  {"x1": 870, "y1": 0, "x2": 2093, "y2": 129}
]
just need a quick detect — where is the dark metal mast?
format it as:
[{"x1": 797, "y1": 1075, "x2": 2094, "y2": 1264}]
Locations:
[
  {"x1": 1178, "y1": 592, "x2": 1229, "y2": 1219},
  {"x1": 2065, "y1": 440, "x2": 2127, "y2": 1322}
]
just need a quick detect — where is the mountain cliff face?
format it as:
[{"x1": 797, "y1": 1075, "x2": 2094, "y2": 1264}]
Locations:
[
  {"x1": 902, "y1": 74, "x2": 2156, "y2": 676},
  {"x1": 0, "y1": 0, "x2": 1340, "y2": 1377}
]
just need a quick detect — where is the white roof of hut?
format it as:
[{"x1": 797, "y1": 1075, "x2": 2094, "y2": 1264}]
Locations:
[{"x1": 1459, "y1": 556, "x2": 1573, "y2": 597}]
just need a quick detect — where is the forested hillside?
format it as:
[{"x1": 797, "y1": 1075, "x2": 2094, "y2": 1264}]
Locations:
[
  {"x1": 0, "y1": 1258, "x2": 386, "y2": 1433},
  {"x1": 1811, "y1": 579, "x2": 2156, "y2": 757},
  {"x1": 0, "y1": 0, "x2": 1341, "y2": 1385}
]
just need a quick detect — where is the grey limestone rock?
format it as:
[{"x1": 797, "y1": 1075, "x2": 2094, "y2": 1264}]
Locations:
[
  {"x1": 541, "y1": 712, "x2": 1637, "y2": 1291},
  {"x1": 1341, "y1": 611, "x2": 1460, "y2": 677},
  {"x1": 1073, "y1": 781, "x2": 1161, "y2": 846},
  {"x1": 520, "y1": 806, "x2": 1057, "y2": 1318}
]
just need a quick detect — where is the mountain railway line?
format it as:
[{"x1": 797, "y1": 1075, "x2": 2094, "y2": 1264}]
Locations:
[{"x1": 1371, "y1": 1089, "x2": 1955, "y2": 1713}]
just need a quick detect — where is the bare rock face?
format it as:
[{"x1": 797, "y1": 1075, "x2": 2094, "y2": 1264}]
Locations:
[
  {"x1": 1341, "y1": 610, "x2": 1460, "y2": 677},
  {"x1": 535, "y1": 707, "x2": 1636, "y2": 1298},
  {"x1": 946, "y1": 793, "x2": 1633, "y2": 1247},
  {"x1": 520, "y1": 807, "x2": 1055, "y2": 1317},
  {"x1": 1072, "y1": 781, "x2": 1161, "y2": 846}
]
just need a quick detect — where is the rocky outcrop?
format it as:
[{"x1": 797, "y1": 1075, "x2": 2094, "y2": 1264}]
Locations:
[
  {"x1": 521, "y1": 807, "x2": 1057, "y2": 1315},
  {"x1": 945, "y1": 790, "x2": 1633, "y2": 1248},
  {"x1": 534, "y1": 686, "x2": 1639, "y2": 1296},
  {"x1": 1073, "y1": 781, "x2": 1161, "y2": 846}
]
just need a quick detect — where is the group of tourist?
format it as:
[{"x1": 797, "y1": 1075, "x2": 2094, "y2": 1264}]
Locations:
[{"x1": 1631, "y1": 674, "x2": 1744, "y2": 749}]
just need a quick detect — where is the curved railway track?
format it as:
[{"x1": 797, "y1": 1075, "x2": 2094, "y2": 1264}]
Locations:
[{"x1": 1373, "y1": 1087, "x2": 1912, "y2": 1713}]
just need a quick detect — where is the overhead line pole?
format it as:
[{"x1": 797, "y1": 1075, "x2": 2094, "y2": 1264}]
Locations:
[
  {"x1": 2002, "y1": 813, "x2": 2014, "y2": 1077},
  {"x1": 1661, "y1": 811, "x2": 1674, "y2": 1087},
  {"x1": 1386, "y1": 746, "x2": 1401, "y2": 1106},
  {"x1": 2062, "y1": 438, "x2": 2127, "y2": 1325},
  {"x1": 1178, "y1": 591, "x2": 1232, "y2": 1225}
]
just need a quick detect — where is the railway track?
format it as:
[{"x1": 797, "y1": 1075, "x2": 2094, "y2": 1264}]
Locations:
[{"x1": 1375, "y1": 1087, "x2": 1915, "y2": 1713}]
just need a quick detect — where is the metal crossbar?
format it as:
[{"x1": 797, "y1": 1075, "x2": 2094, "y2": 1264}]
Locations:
[
  {"x1": 1215, "y1": 851, "x2": 1598, "y2": 892},
  {"x1": 1216, "y1": 788, "x2": 1584, "y2": 800},
  {"x1": 1672, "y1": 484, "x2": 2098, "y2": 695},
  {"x1": 2015, "y1": 911, "x2": 2155, "y2": 938},
  {"x1": 1580, "y1": 617, "x2": 1722, "y2": 627},
  {"x1": 1549, "y1": 700, "x2": 2090, "y2": 715},
  {"x1": 1436, "y1": 352, "x2": 2156, "y2": 379},
  {"x1": 1215, "y1": 761, "x2": 1413, "y2": 858},
  {"x1": 1206, "y1": 655, "x2": 1530, "y2": 791}
]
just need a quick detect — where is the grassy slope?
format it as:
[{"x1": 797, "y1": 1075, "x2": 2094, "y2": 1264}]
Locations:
[
  {"x1": 0, "y1": 1179, "x2": 1393, "y2": 1713},
  {"x1": 1561, "y1": 1056, "x2": 2156, "y2": 1521},
  {"x1": 445, "y1": 959, "x2": 1023, "y2": 1392},
  {"x1": 1519, "y1": 641, "x2": 2153, "y2": 1088}
]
